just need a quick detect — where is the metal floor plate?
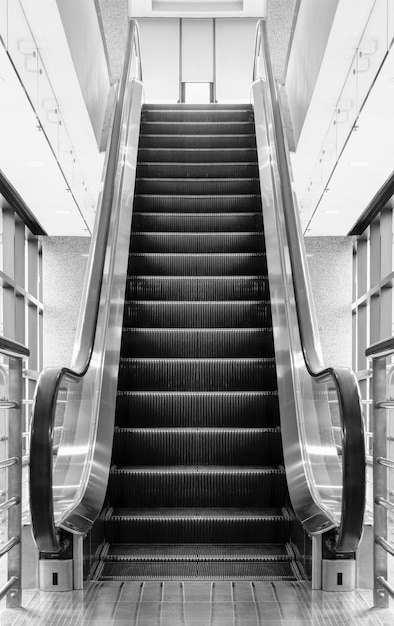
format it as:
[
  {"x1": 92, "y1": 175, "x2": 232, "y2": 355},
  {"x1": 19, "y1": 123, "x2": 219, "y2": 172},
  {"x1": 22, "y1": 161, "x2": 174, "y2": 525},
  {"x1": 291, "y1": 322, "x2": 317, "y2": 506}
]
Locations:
[{"x1": 1, "y1": 582, "x2": 393, "y2": 626}]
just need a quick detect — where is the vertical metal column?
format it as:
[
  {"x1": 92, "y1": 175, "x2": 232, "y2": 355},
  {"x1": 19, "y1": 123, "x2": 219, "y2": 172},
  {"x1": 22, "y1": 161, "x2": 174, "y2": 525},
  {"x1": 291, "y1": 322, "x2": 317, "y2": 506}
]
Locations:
[
  {"x1": 6, "y1": 356, "x2": 22, "y2": 608},
  {"x1": 372, "y1": 355, "x2": 389, "y2": 608}
]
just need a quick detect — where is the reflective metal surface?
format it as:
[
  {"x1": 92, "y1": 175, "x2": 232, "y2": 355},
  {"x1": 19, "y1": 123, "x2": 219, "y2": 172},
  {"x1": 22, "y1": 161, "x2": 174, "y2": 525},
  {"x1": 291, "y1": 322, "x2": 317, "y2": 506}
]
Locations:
[
  {"x1": 29, "y1": 21, "x2": 144, "y2": 547},
  {"x1": 53, "y1": 77, "x2": 143, "y2": 535},
  {"x1": 252, "y1": 19, "x2": 365, "y2": 550},
  {"x1": 0, "y1": 582, "x2": 392, "y2": 626}
]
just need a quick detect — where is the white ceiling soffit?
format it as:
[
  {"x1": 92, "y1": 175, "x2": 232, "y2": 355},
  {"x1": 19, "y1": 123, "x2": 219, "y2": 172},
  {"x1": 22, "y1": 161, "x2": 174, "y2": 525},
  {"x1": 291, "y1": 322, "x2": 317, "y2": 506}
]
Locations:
[
  {"x1": 0, "y1": 45, "x2": 90, "y2": 236},
  {"x1": 129, "y1": 0, "x2": 267, "y2": 18},
  {"x1": 303, "y1": 42, "x2": 394, "y2": 236}
]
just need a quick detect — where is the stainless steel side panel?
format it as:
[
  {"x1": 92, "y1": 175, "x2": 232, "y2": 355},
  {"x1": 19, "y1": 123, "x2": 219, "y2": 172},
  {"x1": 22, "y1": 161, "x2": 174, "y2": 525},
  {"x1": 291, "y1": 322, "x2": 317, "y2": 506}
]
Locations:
[{"x1": 253, "y1": 79, "x2": 341, "y2": 534}]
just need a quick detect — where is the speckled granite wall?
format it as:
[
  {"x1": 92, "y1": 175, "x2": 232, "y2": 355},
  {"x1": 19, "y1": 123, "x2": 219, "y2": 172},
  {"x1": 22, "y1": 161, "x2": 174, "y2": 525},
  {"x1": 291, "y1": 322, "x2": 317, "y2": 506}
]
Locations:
[
  {"x1": 42, "y1": 237, "x2": 90, "y2": 368},
  {"x1": 305, "y1": 236, "x2": 353, "y2": 368}
]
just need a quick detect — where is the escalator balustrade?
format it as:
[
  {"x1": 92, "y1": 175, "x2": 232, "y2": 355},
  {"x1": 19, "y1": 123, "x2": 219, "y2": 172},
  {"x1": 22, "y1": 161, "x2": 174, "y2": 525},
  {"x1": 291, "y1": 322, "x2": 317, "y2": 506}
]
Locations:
[{"x1": 95, "y1": 104, "x2": 301, "y2": 581}]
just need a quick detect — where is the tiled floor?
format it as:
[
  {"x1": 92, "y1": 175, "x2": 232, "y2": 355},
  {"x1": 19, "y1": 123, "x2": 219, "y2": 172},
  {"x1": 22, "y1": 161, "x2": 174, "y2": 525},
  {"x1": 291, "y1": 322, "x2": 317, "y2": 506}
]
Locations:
[{"x1": 0, "y1": 582, "x2": 393, "y2": 626}]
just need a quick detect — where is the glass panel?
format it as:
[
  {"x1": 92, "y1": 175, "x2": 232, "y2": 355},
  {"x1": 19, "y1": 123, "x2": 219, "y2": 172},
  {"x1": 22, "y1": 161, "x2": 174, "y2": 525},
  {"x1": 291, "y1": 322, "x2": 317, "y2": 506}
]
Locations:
[
  {"x1": 336, "y1": 54, "x2": 358, "y2": 157},
  {"x1": 253, "y1": 78, "x2": 354, "y2": 535},
  {"x1": 37, "y1": 53, "x2": 60, "y2": 160},
  {"x1": 7, "y1": 0, "x2": 38, "y2": 111},
  {"x1": 357, "y1": 0, "x2": 389, "y2": 110},
  {"x1": 0, "y1": 208, "x2": 3, "y2": 273}
]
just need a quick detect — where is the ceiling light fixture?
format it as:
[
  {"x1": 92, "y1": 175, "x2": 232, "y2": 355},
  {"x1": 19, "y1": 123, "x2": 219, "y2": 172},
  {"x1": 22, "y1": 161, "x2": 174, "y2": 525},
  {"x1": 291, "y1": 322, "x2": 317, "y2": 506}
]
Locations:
[
  {"x1": 25, "y1": 159, "x2": 46, "y2": 167},
  {"x1": 324, "y1": 210, "x2": 340, "y2": 215},
  {"x1": 349, "y1": 160, "x2": 370, "y2": 167},
  {"x1": 55, "y1": 209, "x2": 72, "y2": 215}
]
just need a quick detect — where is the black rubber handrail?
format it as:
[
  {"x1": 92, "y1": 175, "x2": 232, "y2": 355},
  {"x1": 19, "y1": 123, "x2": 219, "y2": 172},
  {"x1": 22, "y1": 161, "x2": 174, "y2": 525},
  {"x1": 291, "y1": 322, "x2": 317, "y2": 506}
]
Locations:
[
  {"x1": 254, "y1": 20, "x2": 365, "y2": 554},
  {"x1": 29, "y1": 20, "x2": 142, "y2": 553},
  {"x1": 366, "y1": 336, "x2": 394, "y2": 359},
  {"x1": 0, "y1": 337, "x2": 29, "y2": 359}
]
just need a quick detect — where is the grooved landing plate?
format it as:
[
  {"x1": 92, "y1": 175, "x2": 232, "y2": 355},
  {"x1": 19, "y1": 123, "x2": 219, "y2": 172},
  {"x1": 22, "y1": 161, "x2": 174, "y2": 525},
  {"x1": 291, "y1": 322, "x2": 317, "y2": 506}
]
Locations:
[{"x1": 97, "y1": 561, "x2": 298, "y2": 581}]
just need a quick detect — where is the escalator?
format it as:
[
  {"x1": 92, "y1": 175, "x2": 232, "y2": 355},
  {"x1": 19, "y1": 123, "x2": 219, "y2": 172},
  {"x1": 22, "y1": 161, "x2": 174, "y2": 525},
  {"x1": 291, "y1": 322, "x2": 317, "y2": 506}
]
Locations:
[
  {"x1": 29, "y1": 19, "x2": 365, "y2": 588},
  {"x1": 97, "y1": 103, "x2": 298, "y2": 581}
]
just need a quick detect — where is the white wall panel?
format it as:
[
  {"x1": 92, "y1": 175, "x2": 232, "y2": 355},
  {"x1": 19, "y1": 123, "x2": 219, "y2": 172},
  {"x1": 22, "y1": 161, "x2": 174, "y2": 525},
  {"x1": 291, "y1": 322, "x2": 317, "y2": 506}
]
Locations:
[
  {"x1": 215, "y1": 19, "x2": 257, "y2": 101},
  {"x1": 181, "y1": 19, "x2": 214, "y2": 82},
  {"x1": 129, "y1": 0, "x2": 266, "y2": 18},
  {"x1": 138, "y1": 19, "x2": 180, "y2": 101},
  {"x1": 56, "y1": 0, "x2": 111, "y2": 147},
  {"x1": 0, "y1": 0, "x2": 7, "y2": 48},
  {"x1": 389, "y1": 0, "x2": 394, "y2": 48},
  {"x1": 285, "y1": 0, "x2": 339, "y2": 145}
]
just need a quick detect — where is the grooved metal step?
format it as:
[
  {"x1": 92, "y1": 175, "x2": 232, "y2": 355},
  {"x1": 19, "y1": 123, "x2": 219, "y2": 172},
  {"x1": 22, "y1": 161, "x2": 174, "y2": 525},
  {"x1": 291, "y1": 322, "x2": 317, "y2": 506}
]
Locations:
[
  {"x1": 137, "y1": 147, "x2": 258, "y2": 163},
  {"x1": 141, "y1": 108, "x2": 254, "y2": 123},
  {"x1": 129, "y1": 232, "x2": 265, "y2": 253},
  {"x1": 96, "y1": 560, "x2": 297, "y2": 581},
  {"x1": 135, "y1": 177, "x2": 261, "y2": 195},
  {"x1": 120, "y1": 328, "x2": 274, "y2": 358},
  {"x1": 104, "y1": 507, "x2": 291, "y2": 544},
  {"x1": 117, "y1": 358, "x2": 278, "y2": 392},
  {"x1": 122, "y1": 301, "x2": 272, "y2": 328},
  {"x1": 113, "y1": 428, "x2": 283, "y2": 466},
  {"x1": 102, "y1": 542, "x2": 291, "y2": 561},
  {"x1": 136, "y1": 162, "x2": 259, "y2": 179},
  {"x1": 115, "y1": 391, "x2": 280, "y2": 428},
  {"x1": 139, "y1": 134, "x2": 258, "y2": 149},
  {"x1": 125, "y1": 276, "x2": 270, "y2": 301},
  {"x1": 99, "y1": 103, "x2": 297, "y2": 582},
  {"x1": 133, "y1": 195, "x2": 262, "y2": 213},
  {"x1": 128, "y1": 253, "x2": 267, "y2": 276},
  {"x1": 109, "y1": 467, "x2": 287, "y2": 507},
  {"x1": 132, "y1": 212, "x2": 263, "y2": 232},
  {"x1": 142, "y1": 103, "x2": 253, "y2": 110},
  {"x1": 140, "y1": 121, "x2": 255, "y2": 135}
]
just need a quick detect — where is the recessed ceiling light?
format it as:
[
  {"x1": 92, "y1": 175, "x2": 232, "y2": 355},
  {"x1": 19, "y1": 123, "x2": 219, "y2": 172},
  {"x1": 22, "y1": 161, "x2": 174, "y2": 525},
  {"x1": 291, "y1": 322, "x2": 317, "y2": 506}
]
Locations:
[
  {"x1": 55, "y1": 209, "x2": 72, "y2": 215},
  {"x1": 349, "y1": 160, "x2": 370, "y2": 167},
  {"x1": 324, "y1": 210, "x2": 340, "y2": 215},
  {"x1": 25, "y1": 160, "x2": 46, "y2": 167}
]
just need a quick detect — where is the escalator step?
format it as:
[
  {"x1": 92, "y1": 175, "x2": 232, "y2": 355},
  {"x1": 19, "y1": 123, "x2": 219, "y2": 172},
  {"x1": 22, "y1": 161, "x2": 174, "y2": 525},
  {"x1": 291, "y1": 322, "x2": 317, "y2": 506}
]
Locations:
[
  {"x1": 129, "y1": 232, "x2": 265, "y2": 253},
  {"x1": 104, "y1": 507, "x2": 290, "y2": 544},
  {"x1": 140, "y1": 121, "x2": 255, "y2": 135},
  {"x1": 109, "y1": 467, "x2": 287, "y2": 508},
  {"x1": 97, "y1": 561, "x2": 297, "y2": 581},
  {"x1": 137, "y1": 148, "x2": 258, "y2": 163},
  {"x1": 136, "y1": 162, "x2": 259, "y2": 179},
  {"x1": 103, "y1": 542, "x2": 291, "y2": 561},
  {"x1": 115, "y1": 391, "x2": 280, "y2": 428},
  {"x1": 135, "y1": 178, "x2": 261, "y2": 195},
  {"x1": 112, "y1": 428, "x2": 283, "y2": 466},
  {"x1": 125, "y1": 276, "x2": 270, "y2": 301},
  {"x1": 117, "y1": 358, "x2": 277, "y2": 392},
  {"x1": 132, "y1": 212, "x2": 263, "y2": 232},
  {"x1": 122, "y1": 301, "x2": 272, "y2": 328},
  {"x1": 141, "y1": 108, "x2": 254, "y2": 123},
  {"x1": 139, "y1": 134, "x2": 257, "y2": 149},
  {"x1": 133, "y1": 194, "x2": 262, "y2": 213},
  {"x1": 142, "y1": 103, "x2": 252, "y2": 110},
  {"x1": 128, "y1": 253, "x2": 267, "y2": 276},
  {"x1": 120, "y1": 328, "x2": 274, "y2": 358}
]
